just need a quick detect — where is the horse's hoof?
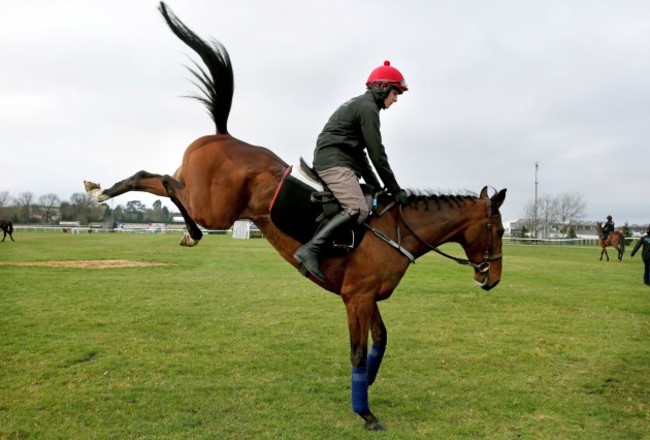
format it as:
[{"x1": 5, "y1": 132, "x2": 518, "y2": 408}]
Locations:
[
  {"x1": 179, "y1": 234, "x2": 197, "y2": 247},
  {"x1": 83, "y1": 181, "x2": 109, "y2": 202},
  {"x1": 364, "y1": 420, "x2": 385, "y2": 431},
  {"x1": 83, "y1": 180, "x2": 100, "y2": 192}
]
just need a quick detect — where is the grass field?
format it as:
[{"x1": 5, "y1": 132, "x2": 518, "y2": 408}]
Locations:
[{"x1": 1, "y1": 231, "x2": 648, "y2": 439}]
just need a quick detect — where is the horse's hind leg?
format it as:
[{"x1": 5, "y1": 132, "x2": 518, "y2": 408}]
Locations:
[
  {"x1": 84, "y1": 171, "x2": 202, "y2": 246},
  {"x1": 84, "y1": 171, "x2": 168, "y2": 202},
  {"x1": 161, "y1": 175, "x2": 202, "y2": 246}
]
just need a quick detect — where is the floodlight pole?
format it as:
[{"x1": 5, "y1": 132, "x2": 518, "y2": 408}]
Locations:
[{"x1": 534, "y1": 161, "x2": 539, "y2": 238}]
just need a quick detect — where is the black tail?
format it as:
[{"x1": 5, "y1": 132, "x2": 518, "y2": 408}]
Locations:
[
  {"x1": 158, "y1": 2, "x2": 233, "y2": 135},
  {"x1": 620, "y1": 232, "x2": 626, "y2": 253}
]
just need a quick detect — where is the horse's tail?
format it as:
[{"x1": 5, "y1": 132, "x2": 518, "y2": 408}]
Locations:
[
  {"x1": 619, "y1": 232, "x2": 626, "y2": 253},
  {"x1": 158, "y1": 2, "x2": 233, "y2": 135}
]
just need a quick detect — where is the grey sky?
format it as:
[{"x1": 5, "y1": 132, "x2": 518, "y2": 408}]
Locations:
[{"x1": 2, "y1": 0, "x2": 648, "y2": 225}]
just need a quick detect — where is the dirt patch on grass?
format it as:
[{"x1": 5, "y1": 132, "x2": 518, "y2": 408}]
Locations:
[{"x1": 0, "y1": 260, "x2": 167, "y2": 269}]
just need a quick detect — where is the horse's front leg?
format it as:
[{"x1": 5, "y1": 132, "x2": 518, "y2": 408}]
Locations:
[
  {"x1": 367, "y1": 303, "x2": 387, "y2": 387},
  {"x1": 345, "y1": 297, "x2": 385, "y2": 431}
]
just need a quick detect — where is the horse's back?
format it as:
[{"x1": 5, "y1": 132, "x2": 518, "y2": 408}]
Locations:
[
  {"x1": 183, "y1": 134, "x2": 286, "y2": 172},
  {"x1": 180, "y1": 134, "x2": 288, "y2": 227}
]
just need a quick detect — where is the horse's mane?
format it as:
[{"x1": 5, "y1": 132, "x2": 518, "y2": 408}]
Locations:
[
  {"x1": 382, "y1": 188, "x2": 478, "y2": 210},
  {"x1": 159, "y1": 2, "x2": 233, "y2": 135}
]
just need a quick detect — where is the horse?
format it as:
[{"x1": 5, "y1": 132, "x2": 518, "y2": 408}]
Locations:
[
  {"x1": 595, "y1": 222, "x2": 625, "y2": 262},
  {"x1": 0, "y1": 220, "x2": 15, "y2": 242},
  {"x1": 83, "y1": 3, "x2": 507, "y2": 430}
]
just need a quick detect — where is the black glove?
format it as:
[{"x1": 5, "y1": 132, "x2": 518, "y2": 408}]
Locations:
[{"x1": 393, "y1": 189, "x2": 409, "y2": 205}]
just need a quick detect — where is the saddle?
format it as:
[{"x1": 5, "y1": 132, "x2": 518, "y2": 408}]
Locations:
[{"x1": 269, "y1": 159, "x2": 373, "y2": 254}]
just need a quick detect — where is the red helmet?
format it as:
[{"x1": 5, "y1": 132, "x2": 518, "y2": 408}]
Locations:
[{"x1": 366, "y1": 60, "x2": 408, "y2": 92}]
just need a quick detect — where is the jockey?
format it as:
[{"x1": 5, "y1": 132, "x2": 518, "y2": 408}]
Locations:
[
  {"x1": 293, "y1": 60, "x2": 410, "y2": 282},
  {"x1": 602, "y1": 215, "x2": 615, "y2": 239}
]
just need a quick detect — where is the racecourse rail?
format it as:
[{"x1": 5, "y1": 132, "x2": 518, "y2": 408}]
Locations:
[
  {"x1": 10, "y1": 224, "x2": 632, "y2": 247},
  {"x1": 11, "y1": 221, "x2": 264, "y2": 238}
]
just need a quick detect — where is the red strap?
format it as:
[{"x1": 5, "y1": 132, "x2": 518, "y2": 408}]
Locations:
[{"x1": 268, "y1": 166, "x2": 293, "y2": 213}]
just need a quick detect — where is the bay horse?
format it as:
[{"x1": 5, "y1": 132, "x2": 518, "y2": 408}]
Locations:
[
  {"x1": 0, "y1": 220, "x2": 14, "y2": 242},
  {"x1": 84, "y1": 3, "x2": 507, "y2": 430},
  {"x1": 596, "y1": 222, "x2": 625, "y2": 261}
]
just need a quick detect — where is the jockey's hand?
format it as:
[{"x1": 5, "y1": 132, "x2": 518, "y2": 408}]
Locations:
[{"x1": 393, "y1": 189, "x2": 409, "y2": 205}]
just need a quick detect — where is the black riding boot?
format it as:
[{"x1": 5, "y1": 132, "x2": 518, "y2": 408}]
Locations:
[{"x1": 293, "y1": 211, "x2": 354, "y2": 282}]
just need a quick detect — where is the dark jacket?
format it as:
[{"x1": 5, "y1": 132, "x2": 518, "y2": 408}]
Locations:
[
  {"x1": 602, "y1": 220, "x2": 615, "y2": 236},
  {"x1": 631, "y1": 235, "x2": 650, "y2": 260},
  {"x1": 313, "y1": 89, "x2": 400, "y2": 193}
]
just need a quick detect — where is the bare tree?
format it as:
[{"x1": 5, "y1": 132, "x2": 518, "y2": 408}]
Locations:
[
  {"x1": 522, "y1": 199, "x2": 538, "y2": 238},
  {"x1": 0, "y1": 191, "x2": 9, "y2": 208},
  {"x1": 70, "y1": 192, "x2": 103, "y2": 224},
  {"x1": 522, "y1": 191, "x2": 587, "y2": 239},
  {"x1": 14, "y1": 192, "x2": 34, "y2": 223},
  {"x1": 538, "y1": 194, "x2": 558, "y2": 239},
  {"x1": 39, "y1": 193, "x2": 61, "y2": 224},
  {"x1": 555, "y1": 192, "x2": 586, "y2": 236}
]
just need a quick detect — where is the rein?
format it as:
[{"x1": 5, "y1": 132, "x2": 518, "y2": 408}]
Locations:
[{"x1": 369, "y1": 197, "x2": 501, "y2": 272}]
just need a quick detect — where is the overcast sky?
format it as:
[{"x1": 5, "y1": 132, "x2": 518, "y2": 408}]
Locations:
[{"x1": 2, "y1": 0, "x2": 648, "y2": 226}]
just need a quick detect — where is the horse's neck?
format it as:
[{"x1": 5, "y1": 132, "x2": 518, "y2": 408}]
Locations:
[{"x1": 398, "y1": 198, "x2": 483, "y2": 258}]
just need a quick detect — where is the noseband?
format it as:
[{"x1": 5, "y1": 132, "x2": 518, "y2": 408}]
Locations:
[{"x1": 396, "y1": 197, "x2": 502, "y2": 272}]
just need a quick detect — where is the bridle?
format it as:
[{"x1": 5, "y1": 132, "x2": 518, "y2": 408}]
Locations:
[{"x1": 395, "y1": 197, "x2": 503, "y2": 273}]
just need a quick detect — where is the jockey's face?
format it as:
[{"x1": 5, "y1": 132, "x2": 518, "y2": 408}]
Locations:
[{"x1": 384, "y1": 88, "x2": 399, "y2": 109}]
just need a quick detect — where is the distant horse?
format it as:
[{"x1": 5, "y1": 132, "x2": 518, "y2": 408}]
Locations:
[
  {"x1": 596, "y1": 222, "x2": 625, "y2": 261},
  {"x1": 0, "y1": 220, "x2": 14, "y2": 242},
  {"x1": 84, "y1": 3, "x2": 507, "y2": 431}
]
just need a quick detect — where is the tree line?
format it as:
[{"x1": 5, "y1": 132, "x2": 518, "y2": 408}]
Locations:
[
  {"x1": 0, "y1": 190, "x2": 178, "y2": 226},
  {"x1": 518, "y1": 191, "x2": 635, "y2": 239},
  {"x1": 521, "y1": 191, "x2": 586, "y2": 238}
]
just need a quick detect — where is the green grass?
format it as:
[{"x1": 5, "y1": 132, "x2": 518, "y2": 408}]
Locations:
[{"x1": 1, "y1": 232, "x2": 648, "y2": 439}]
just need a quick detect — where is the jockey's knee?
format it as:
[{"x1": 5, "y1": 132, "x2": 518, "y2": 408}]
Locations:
[
  {"x1": 344, "y1": 208, "x2": 368, "y2": 224},
  {"x1": 352, "y1": 205, "x2": 369, "y2": 223}
]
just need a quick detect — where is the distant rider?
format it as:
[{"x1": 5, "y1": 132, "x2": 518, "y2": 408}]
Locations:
[{"x1": 601, "y1": 215, "x2": 615, "y2": 240}]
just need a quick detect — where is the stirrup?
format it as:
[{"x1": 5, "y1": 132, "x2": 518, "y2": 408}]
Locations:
[{"x1": 332, "y1": 230, "x2": 355, "y2": 250}]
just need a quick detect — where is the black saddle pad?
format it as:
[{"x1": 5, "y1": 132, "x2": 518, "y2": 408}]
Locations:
[{"x1": 269, "y1": 170, "x2": 368, "y2": 253}]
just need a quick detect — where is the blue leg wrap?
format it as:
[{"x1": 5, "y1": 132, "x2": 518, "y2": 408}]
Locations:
[
  {"x1": 366, "y1": 343, "x2": 385, "y2": 387},
  {"x1": 351, "y1": 367, "x2": 369, "y2": 413}
]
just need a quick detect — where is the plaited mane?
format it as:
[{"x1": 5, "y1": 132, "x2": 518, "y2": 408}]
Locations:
[{"x1": 402, "y1": 189, "x2": 478, "y2": 211}]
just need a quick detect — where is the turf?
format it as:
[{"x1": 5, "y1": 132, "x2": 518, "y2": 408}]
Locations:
[{"x1": 1, "y1": 232, "x2": 648, "y2": 439}]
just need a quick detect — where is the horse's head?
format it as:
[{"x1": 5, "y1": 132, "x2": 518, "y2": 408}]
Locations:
[{"x1": 460, "y1": 187, "x2": 507, "y2": 291}]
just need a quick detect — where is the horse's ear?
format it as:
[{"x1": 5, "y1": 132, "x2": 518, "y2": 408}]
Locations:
[
  {"x1": 491, "y1": 188, "x2": 507, "y2": 209},
  {"x1": 479, "y1": 186, "x2": 489, "y2": 199}
]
